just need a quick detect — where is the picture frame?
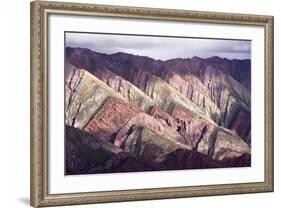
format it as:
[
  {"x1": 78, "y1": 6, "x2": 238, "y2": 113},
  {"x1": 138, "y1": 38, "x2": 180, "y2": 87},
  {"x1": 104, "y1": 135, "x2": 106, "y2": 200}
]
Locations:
[{"x1": 30, "y1": 1, "x2": 274, "y2": 207}]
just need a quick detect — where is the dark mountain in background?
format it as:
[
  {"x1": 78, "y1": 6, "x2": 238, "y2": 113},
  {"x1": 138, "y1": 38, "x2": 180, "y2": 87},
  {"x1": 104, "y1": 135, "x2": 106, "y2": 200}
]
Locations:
[{"x1": 65, "y1": 47, "x2": 251, "y2": 175}]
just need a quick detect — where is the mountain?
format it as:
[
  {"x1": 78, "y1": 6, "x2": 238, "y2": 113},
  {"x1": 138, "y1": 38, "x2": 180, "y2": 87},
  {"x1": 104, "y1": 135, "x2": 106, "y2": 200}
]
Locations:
[
  {"x1": 65, "y1": 47, "x2": 251, "y2": 175},
  {"x1": 66, "y1": 47, "x2": 251, "y2": 142}
]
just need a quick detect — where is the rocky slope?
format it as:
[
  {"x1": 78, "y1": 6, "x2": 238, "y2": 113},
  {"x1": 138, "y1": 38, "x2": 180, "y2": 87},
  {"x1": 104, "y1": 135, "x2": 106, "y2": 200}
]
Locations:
[
  {"x1": 66, "y1": 47, "x2": 251, "y2": 142},
  {"x1": 83, "y1": 96, "x2": 142, "y2": 142},
  {"x1": 65, "y1": 47, "x2": 251, "y2": 175},
  {"x1": 65, "y1": 63, "x2": 126, "y2": 129},
  {"x1": 66, "y1": 126, "x2": 251, "y2": 174}
]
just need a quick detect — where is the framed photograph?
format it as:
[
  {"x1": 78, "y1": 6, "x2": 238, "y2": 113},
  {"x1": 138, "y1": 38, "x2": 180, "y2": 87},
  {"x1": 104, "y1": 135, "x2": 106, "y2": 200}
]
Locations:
[{"x1": 30, "y1": 1, "x2": 274, "y2": 207}]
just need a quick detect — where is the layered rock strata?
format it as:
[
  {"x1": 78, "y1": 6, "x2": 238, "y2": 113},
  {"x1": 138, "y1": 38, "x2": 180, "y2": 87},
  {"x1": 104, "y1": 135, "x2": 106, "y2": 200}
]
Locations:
[{"x1": 65, "y1": 47, "x2": 252, "y2": 175}]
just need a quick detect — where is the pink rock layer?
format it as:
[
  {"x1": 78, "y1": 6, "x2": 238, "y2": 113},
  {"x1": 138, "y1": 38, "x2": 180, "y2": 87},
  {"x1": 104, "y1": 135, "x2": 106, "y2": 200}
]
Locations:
[{"x1": 83, "y1": 97, "x2": 141, "y2": 142}]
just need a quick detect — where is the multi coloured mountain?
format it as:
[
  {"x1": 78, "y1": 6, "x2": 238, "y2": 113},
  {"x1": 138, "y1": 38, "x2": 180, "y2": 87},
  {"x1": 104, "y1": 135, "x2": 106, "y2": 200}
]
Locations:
[{"x1": 65, "y1": 47, "x2": 251, "y2": 175}]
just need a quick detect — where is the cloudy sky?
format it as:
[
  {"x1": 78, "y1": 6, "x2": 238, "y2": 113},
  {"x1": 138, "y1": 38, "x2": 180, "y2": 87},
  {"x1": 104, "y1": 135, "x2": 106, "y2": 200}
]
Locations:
[{"x1": 66, "y1": 32, "x2": 251, "y2": 60}]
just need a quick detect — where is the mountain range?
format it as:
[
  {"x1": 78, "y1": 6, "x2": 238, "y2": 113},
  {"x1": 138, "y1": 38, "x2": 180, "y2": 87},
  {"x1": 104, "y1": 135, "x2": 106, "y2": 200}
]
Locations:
[{"x1": 65, "y1": 47, "x2": 251, "y2": 175}]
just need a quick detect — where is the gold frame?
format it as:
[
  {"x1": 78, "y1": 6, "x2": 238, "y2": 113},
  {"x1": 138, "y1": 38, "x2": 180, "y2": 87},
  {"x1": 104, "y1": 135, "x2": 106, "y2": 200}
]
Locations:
[{"x1": 30, "y1": 1, "x2": 274, "y2": 207}]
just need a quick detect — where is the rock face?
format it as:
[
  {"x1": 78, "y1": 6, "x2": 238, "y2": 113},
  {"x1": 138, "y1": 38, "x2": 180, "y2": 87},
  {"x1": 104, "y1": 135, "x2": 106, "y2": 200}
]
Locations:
[
  {"x1": 66, "y1": 47, "x2": 250, "y2": 142},
  {"x1": 124, "y1": 126, "x2": 188, "y2": 162},
  {"x1": 66, "y1": 125, "x2": 251, "y2": 175},
  {"x1": 65, "y1": 125, "x2": 122, "y2": 174},
  {"x1": 66, "y1": 126, "x2": 251, "y2": 175},
  {"x1": 167, "y1": 106, "x2": 209, "y2": 149},
  {"x1": 200, "y1": 65, "x2": 251, "y2": 142},
  {"x1": 164, "y1": 72, "x2": 220, "y2": 122},
  {"x1": 83, "y1": 97, "x2": 141, "y2": 142},
  {"x1": 114, "y1": 112, "x2": 188, "y2": 149},
  {"x1": 65, "y1": 63, "x2": 126, "y2": 129},
  {"x1": 86, "y1": 65, "x2": 155, "y2": 112},
  {"x1": 65, "y1": 47, "x2": 252, "y2": 175}
]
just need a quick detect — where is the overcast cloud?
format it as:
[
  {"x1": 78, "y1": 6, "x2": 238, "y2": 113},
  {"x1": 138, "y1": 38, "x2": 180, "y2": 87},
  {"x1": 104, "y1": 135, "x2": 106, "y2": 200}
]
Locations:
[{"x1": 66, "y1": 32, "x2": 251, "y2": 60}]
